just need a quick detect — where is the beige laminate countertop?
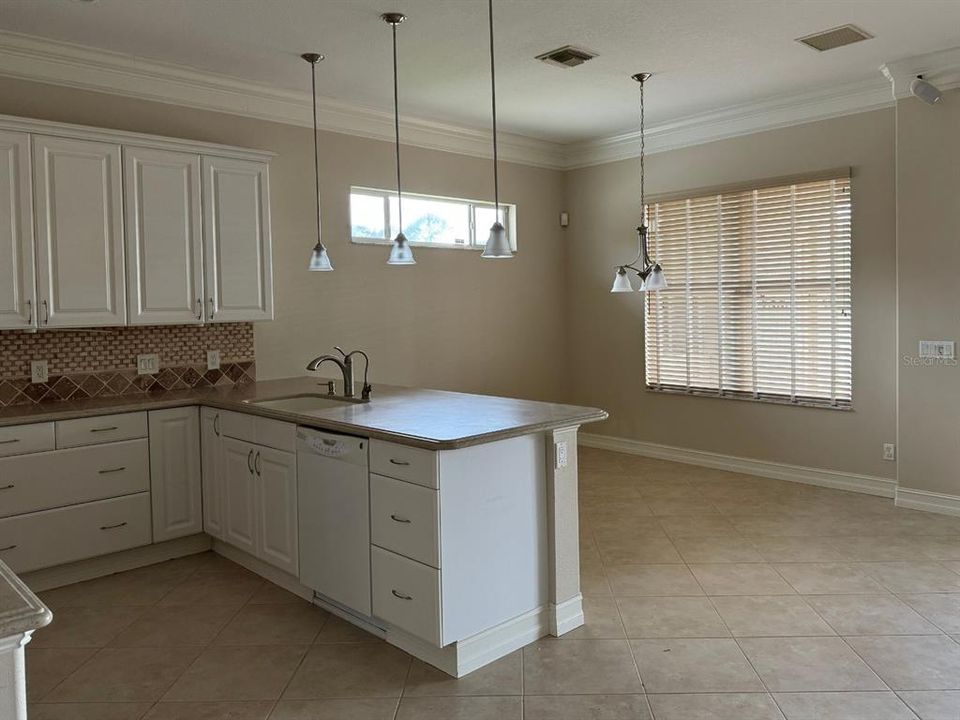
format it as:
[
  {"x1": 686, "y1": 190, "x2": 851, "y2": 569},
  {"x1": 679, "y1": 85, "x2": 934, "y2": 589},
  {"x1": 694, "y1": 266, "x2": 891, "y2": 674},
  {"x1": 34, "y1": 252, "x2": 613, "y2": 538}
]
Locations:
[
  {"x1": 0, "y1": 378, "x2": 607, "y2": 450},
  {"x1": 0, "y1": 559, "x2": 51, "y2": 638}
]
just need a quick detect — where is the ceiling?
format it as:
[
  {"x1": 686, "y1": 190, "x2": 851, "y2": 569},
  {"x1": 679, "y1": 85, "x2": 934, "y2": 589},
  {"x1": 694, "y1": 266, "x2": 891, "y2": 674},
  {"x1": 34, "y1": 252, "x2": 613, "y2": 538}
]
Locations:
[{"x1": 0, "y1": 0, "x2": 958, "y2": 144}]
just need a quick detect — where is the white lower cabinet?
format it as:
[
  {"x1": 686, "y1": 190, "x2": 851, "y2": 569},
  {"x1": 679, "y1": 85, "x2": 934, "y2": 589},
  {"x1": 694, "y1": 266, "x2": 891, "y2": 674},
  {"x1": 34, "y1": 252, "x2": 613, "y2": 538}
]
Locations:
[
  {"x1": 200, "y1": 408, "x2": 225, "y2": 540},
  {"x1": 222, "y1": 437, "x2": 258, "y2": 556},
  {"x1": 148, "y1": 408, "x2": 202, "y2": 542}
]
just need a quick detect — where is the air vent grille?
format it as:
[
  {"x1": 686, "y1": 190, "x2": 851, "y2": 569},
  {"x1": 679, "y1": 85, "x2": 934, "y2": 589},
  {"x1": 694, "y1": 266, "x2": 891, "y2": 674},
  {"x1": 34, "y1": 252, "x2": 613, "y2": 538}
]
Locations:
[
  {"x1": 796, "y1": 24, "x2": 873, "y2": 52},
  {"x1": 536, "y1": 45, "x2": 597, "y2": 68}
]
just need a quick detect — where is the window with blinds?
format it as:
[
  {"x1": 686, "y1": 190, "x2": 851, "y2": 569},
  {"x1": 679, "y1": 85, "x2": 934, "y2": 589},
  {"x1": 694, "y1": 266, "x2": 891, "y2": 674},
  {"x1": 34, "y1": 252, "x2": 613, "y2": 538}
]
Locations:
[{"x1": 644, "y1": 175, "x2": 852, "y2": 408}]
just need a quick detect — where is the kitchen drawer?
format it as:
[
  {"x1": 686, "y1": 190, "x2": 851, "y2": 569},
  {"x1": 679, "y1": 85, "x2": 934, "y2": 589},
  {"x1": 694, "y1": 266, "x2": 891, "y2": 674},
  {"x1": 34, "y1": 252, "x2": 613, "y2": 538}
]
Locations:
[
  {"x1": 0, "y1": 492, "x2": 152, "y2": 573},
  {"x1": 220, "y1": 409, "x2": 295, "y2": 452},
  {"x1": 0, "y1": 423, "x2": 55, "y2": 457},
  {"x1": 370, "y1": 473, "x2": 440, "y2": 568},
  {"x1": 370, "y1": 440, "x2": 438, "y2": 489},
  {"x1": 56, "y1": 412, "x2": 148, "y2": 449},
  {"x1": 0, "y1": 439, "x2": 149, "y2": 518},
  {"x1": 371, "y1": 545, "x2": 442, "y2": 646}
]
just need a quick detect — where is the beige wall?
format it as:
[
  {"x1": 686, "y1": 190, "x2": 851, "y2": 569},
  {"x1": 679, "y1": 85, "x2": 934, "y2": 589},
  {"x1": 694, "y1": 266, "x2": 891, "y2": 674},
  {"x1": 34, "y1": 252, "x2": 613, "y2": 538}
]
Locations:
[
  {"x1": 564, "y1": 110, "x2": 899, "y2": 479},
  {"x1": 896, "y1": 88, "x2": 960, "y2": 496},
  {"x1": 0, "y1": 77, "x2": 570, "y2": 403}
]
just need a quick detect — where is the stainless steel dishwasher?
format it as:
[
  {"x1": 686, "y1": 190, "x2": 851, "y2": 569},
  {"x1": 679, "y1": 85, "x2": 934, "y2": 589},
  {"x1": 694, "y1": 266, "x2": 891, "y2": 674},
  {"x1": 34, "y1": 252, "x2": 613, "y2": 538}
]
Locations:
[{"x1": 297, "y1": 427, "x2": 371, "y2": 616}]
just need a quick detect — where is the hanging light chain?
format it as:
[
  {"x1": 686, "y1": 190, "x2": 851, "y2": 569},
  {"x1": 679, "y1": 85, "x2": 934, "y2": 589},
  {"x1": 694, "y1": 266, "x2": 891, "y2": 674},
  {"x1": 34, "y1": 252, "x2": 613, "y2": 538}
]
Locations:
[
  {"x1": 639, "y1": 76, "x2": 645, "y2": 220},
  {"x1": 391, "y1": 20, "x2": 403, "y2": 232},
  {"x1": 488, "y1": 0, "x2": 499, "y2": 217},
  {"x1": 310, "y1": 57, "x2": 322, "y2": 247}
]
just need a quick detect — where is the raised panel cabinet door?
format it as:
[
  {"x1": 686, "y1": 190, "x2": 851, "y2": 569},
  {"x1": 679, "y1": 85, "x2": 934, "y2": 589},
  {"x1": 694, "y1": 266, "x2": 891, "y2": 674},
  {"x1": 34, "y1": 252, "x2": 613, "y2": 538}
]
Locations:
[
  {"x1": 200, "y1": 407, "x2": 224, "y2": 540},
  {"x1": 222, "y1": 436, "x2": 257, "y2": 555},
  {"x1": 201, "y1": 156, "x2": 273, "y2": 322},
  {"x1": 255, "y1": 446, "x2": 298, "y2": 575},
  {"x1": 148, "y1": 407, "x2": 202, "y2": 542},
  {"x1": 124, "y1": 146, "x2": 203, "y2": 325},
  {"x1": 0, "y1": 130, "x2": 37, "y2": 329},
  {"x1": 33, "y1": 135, "x2": 126, "y2": 327}
]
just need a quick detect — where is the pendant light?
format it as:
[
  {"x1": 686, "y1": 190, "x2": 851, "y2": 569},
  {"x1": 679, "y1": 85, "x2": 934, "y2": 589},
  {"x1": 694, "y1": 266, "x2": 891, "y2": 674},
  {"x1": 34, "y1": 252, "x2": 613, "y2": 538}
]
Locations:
[
  {"x1": 611, "y1": 73, "x2": 667, "y2": 293},
  {"x1": 481, "y1": 0, "x2": 512, "y2": 259},
  {"x1": 303, "y1": 52, "x2": 333, "y2": 272},
  {"x1": 382, "y1": 12, "x2": 416, "y2": 265}
]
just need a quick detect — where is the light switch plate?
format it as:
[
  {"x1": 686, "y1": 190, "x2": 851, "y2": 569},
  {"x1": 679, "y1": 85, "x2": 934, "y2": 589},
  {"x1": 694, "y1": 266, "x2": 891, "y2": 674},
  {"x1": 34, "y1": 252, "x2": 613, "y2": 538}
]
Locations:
[
  {"x1": 883, "y1": 443, "x2": 896, "y2": 461},
  {"x1": 555, "y1": 440, "x2": 569, "y2": 469},
  {"x1": 137, "y1": 354, "x2": 159, "y2": 375},
  {"x1": 207, "y1": 350, "x2": 221, "y2": 370},
  {"x1": 919, "y1": 340, "x2": 955, "y2": 359},
  {"x1": 31, "y1": 360, "x2": 48, "y2": 384}
]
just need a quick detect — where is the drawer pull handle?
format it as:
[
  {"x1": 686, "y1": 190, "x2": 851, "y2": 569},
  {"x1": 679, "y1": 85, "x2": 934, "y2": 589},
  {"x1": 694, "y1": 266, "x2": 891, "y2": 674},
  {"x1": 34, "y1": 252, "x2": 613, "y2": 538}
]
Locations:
[
  {"x1": 390, "y1": 514, "x2": 411, "y2": 524},
  {"x1": 98, "y1": 467, "x2": 126, "y2": 475},
  {"x1": 90, "y1": 426, "x2": 119, "y2": 433},
  {"x1": 0, "y1": 484, "x2": 14, "y2": 491},
  {"x1": 389, "y1": 459, "x2": 411, "y2": 466},
  {"x1": 100, "y1": 522, "x2": 127, "y2": 531},
  {"x1": 0, "y1": 438, "x2": 20, "y2": 445},
  {"x1": 391, "y1": 589, "x2": 413, "y2": 601},
  {"x1": 0, "y1": 545, "x2": 16, "y2": 552}
]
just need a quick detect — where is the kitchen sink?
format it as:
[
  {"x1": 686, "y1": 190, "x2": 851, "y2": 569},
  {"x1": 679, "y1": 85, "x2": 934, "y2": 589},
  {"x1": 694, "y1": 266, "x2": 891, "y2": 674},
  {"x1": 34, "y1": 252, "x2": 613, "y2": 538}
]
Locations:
[{"x1": 243, "y1": 393, "x2": 368, "y2": 413}]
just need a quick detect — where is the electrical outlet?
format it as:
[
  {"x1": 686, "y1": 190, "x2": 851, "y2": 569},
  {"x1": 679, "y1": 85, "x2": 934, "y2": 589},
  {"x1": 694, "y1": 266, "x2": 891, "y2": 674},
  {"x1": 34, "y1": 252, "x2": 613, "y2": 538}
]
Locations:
[
  {"x1": 555, "y1": 440, "x2": 569, "y2": 469},
  {"x1": 883, "y1": 443, "x2": 897, "y2": 461},
  {"x1": 137, "y1": 354, "x2": 159, "y2": 375},
  {"x1": 919, "y1": 340, "x2": 955, "y2": 359},
  {"x1": 207, "y1": 350, "x2": 221, "y2": 371},
  {"x1": 30, "y1": 360, "x2": 48, "y2": 384}
]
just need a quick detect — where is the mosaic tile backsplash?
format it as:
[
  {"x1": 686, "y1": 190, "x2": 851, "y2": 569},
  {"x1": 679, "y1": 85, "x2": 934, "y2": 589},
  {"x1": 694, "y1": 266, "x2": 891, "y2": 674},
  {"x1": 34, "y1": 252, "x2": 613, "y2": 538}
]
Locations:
[{"x1": 0, "y1": 324, "x2": 256, "y2": 407}]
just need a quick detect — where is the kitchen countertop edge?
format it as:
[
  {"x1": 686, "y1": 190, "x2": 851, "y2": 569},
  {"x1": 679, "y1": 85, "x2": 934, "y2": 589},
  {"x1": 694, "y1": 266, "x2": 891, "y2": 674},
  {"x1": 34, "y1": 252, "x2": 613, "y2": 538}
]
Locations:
[{"x1": 0, "y1": 559, "x2": 52, "y2": 638}]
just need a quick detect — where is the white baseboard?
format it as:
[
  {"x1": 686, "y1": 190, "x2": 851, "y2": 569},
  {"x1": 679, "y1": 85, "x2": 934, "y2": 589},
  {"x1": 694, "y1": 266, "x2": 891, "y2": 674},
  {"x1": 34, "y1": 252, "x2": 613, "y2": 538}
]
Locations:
[
  {"x1": 579, "y1": 433, "x2": 897, "y2": 498},
  {"x1": 895, "y1": 487, "x2": 960, "y2": 517},
  {"x1": 549, "y1": 594, "x2": 584, "y2": 636}
]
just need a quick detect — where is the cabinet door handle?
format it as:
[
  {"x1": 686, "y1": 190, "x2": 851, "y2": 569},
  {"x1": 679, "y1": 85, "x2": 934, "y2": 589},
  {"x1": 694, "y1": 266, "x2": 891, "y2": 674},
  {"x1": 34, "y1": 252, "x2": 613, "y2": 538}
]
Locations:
[
  {"x1": 90, "y1": 426, "x2": 119, "y2": 433},
  {"x1": 254, "y1": 451, "x2": 262, "y2": 476},
  {"x1": 0, "y1": 484, "x2": 14, "y2": 491},
  {"x1": 98, "y1": 467, "x2": 126, "y2": 475},
  {"x1": 390, "y1": 514, "x2": 411, "y2": 524},
  {"x1": 0, "y1": 438, "x2": 19, "y2": 445},
  {"x1": 389, "y1": 459, "x2": 411, "y2": 466},
  {"x1": 213, "y1": 413, "x2": 221, "y2": 436},
  {"x1": 0, "y1": 545, "x2": 16, "y2": 552},
  {"x1": 196, "y1": 298, "x2": 203, "y2": 321},
  {"x1": 41, "y1": 299, "x2": 49, "y2": 325},
  {"x1": 25, "y1": 298, "x2": 32, "y2": 325},
  {"x1": 391, "y1": 589, "x2": 413, "y2": 601},
  {"x1": 208, "y1": 298, "x2": 216, "y2": 320},
  {"x1": 100, "y1": 522, "x2": 127, "y2": 531},
  {"x1": 247, "y1": 449, "x2": 255, "y2": 473}
]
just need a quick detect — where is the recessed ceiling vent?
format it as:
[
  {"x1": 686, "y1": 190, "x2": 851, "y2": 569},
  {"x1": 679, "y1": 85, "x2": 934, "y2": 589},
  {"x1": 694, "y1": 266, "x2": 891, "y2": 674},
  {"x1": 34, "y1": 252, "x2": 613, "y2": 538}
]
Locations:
[
  {"x1": 796, "y1": 24, "x2": 873, "y2": 52},
  {"x1": 536, "y1": 45, "x2": 597, "y2": 68}
]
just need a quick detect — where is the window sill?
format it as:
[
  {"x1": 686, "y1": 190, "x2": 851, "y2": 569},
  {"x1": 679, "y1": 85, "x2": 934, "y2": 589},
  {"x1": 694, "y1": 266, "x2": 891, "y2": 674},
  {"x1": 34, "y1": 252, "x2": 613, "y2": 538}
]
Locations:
[{"x1": 644, "y1": 385, "x2": 852, "y2": 411}]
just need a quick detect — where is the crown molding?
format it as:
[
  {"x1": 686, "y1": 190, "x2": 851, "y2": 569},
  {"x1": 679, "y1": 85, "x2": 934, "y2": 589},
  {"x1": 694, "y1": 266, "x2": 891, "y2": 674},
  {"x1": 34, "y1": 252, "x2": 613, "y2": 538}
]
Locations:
[
  {"x1": 880, "y1": 46, "x2": 960, "y2": 99},
  {"x1": 561, "y1": 77, "x2": 894, "y2": 169}
]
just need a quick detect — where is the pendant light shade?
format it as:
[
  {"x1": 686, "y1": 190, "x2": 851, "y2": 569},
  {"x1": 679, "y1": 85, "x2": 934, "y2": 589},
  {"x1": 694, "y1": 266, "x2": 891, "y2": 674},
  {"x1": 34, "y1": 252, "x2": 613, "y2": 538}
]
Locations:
[
  {"x1": 302, "y1": 52, "x2": 333, "y2": 272},
  {"x1": 645, "y1": 265, "x2": 668, "y2": 291},
  {"x1": 481, "y1": 0, "x2": 513, "y2": 259},
  {"x1": 611, "y1": 267, "x2": 634, "y2": 293},
  {"x1": 383, "y1": 12, "x2": 416, "y2": 266}
]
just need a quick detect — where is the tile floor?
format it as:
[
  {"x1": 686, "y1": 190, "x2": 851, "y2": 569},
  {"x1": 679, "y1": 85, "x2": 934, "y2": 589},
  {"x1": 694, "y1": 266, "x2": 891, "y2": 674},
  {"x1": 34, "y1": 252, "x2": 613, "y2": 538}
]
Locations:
[{"x1": 24, "y1": 448, "x2": 960, "y2": 719}]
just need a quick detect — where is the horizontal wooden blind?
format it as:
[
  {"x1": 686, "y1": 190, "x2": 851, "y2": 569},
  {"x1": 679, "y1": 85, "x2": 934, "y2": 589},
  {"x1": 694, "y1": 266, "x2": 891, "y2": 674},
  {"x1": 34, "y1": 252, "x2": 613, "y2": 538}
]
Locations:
[{"x1": 644, "y1": 176, "x2": 852, "y2": 408}]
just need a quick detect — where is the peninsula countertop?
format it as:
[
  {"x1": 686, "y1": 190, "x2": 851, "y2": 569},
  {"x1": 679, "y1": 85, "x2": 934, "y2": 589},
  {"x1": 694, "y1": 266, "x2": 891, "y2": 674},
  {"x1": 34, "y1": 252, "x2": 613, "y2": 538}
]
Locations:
[
  {"x1": 0, "y1": 378, "x2": 608, "y2": 450},
  {"x1": 0, "y1": 559, "x2": 51, "y2": 639}
]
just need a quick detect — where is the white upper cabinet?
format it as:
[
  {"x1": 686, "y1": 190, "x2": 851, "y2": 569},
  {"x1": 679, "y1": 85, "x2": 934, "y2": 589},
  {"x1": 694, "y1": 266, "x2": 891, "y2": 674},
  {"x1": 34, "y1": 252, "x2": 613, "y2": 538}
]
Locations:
[
  {"x1": 32, "y1": 135, "x2": 126, "y2": 327},
  {"x1": 124, "y1": 146, "x2": 203, "y2": 325},
  {"x1": 202, "y1": 156, "x2": 273, "y2": 323},
  {"x1": 0, "y1": 130, "x2": 36, "y2": 330}
]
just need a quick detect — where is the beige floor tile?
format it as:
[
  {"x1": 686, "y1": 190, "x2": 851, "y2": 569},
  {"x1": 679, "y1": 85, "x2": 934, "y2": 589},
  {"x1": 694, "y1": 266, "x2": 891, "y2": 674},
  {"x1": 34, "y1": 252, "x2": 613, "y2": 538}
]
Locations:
[
  {"x1": 858, "y1": 562, "x2": 960, "y2": 593},
  {"x1": 631, "y1": 638, "x2": 763, "y2": 693},
  {"x1": 109, "y1": 605, "x2": 239, "y2": 647},
  {"x1": 591, "y1": 517, "x2": 669, "y2": 539},
  {"x1": 579, "y1": 561, "x2": 613, "y2": 597},
  {"x1": 900, "y1": 593, "x2": 960, "y2": 633},
  {"x1": 39, "y1": 572, "x2": 184, "y2": 609},
  {"x1": 562, "y1": 597, "x2": 625, "y2": 639},
  {"x1": 523, "y1": 694, "x2": 652, "y2": 720},
  {"x1": 30, "y1": 605, "x2": 144, "y2": 648},
  {"x1": 214, "y1": 602, "x2": 327, "y2": 645},
  {"x1": 748, "y1": 537, "x2": 846, "y2": 563},
  {"x1": 45, "y1": 646, "x2": 203, "y2": 702},
  {"x1": 898, "y1": 690, "x2": 960, "y2": 720},
  {"x1": 596, "y1": 536, "x2": 683, "y2": 565},
  {"x1": 312, "y1": 615, "x2": 382, "y2": 643},
  {"x1": 830, "y1": 535, "x2": 932, "y2": 562},
  {"x1": 646, "y1": 498, "x2": 720, "y2": 516},
  {"x1": 247, "y1": 583, "x2": 310, "y2": 604},
  {"x1": 774, "y1": 563, "x2": 887, "y2": 594},
  {"x1": 142, "y1": 701, "x2": 274, "y2": 719},
  {"x1": 917, "y1": 536, "x2": 960, "y2": 561},
  {"x1": 157, "y1": 571, "x2": 264, "y2": 607},
  {"x1": 657, "y1": 515, "x2": 740, "y2": 537},
  {"x1": 846, "y1": 635, "x2": 960, "y2": 690},
  {"x1": 805, "y1": 594, "x2": 940, "y2": 635},
  {"x1": 647, "y1": 693, "x2": 783, "y2": 720},
  {"x1": 617, "y1": 597, "x2": 729, "y2": 638},
  {"x1": 269, "y1": 699, "x2": 399, "y2": 719},
  {"x1": 25, "y1": 647, "x2": 97, "y2": 701},
  {"x1": 673, "y1": 536, "x2": 765, "y2": 563},
  {"x1": 605, "y1": 564, "x2": 703, "y2": 596},
  {"x1": 738, "y1": 637, "x2": 886, "y2": 692},
  {"x1": 282, "y1": 643, "x2": 411, "y2": 699},
  {"x1": 163, "y1": 645, "x2": 307, "y2": 701},
  {"x1": 395, "y1": 696, "x2": 522, "y2": 720},
  {"x1": 522, "y1": 639, "x2": 642, "y2": 695},
  {"x1": 773, "y1": 691, "x2": 917, "y2": 719},
  {"x1": 404, "y1": 651, "x2": 521, "y2": 696},
  {"x1": 27, "y1": 703, "x2": 153, "y2": 720},
  {"x1": 688, "y1": 564, "x2": 796, "y2": 595},
  {"x1": 711, "y1": 595, "x2": 835, "y2": 637}
]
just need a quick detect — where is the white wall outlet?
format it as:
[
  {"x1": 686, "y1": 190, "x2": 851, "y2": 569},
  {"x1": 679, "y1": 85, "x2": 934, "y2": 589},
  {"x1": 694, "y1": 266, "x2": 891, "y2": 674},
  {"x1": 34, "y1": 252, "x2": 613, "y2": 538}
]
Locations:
[
  {"x1": 30, "y1": 360, "x2": 48, "y2": 384},
  {"x1": 137, "y1": 354, "x2": 159, "y2": 375},
  {"x1": 883, "y1": 443, "x2": 897, "y2": 461},
  {"x1": 555, "y1": 440, "x2": 569, "y2": 469},
  {"x1": 207, "y1": 350, "x2": 221, "y2": 370},
  {"x1": 919, "y1": 340, "x2": 955, "y2": 359}
]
